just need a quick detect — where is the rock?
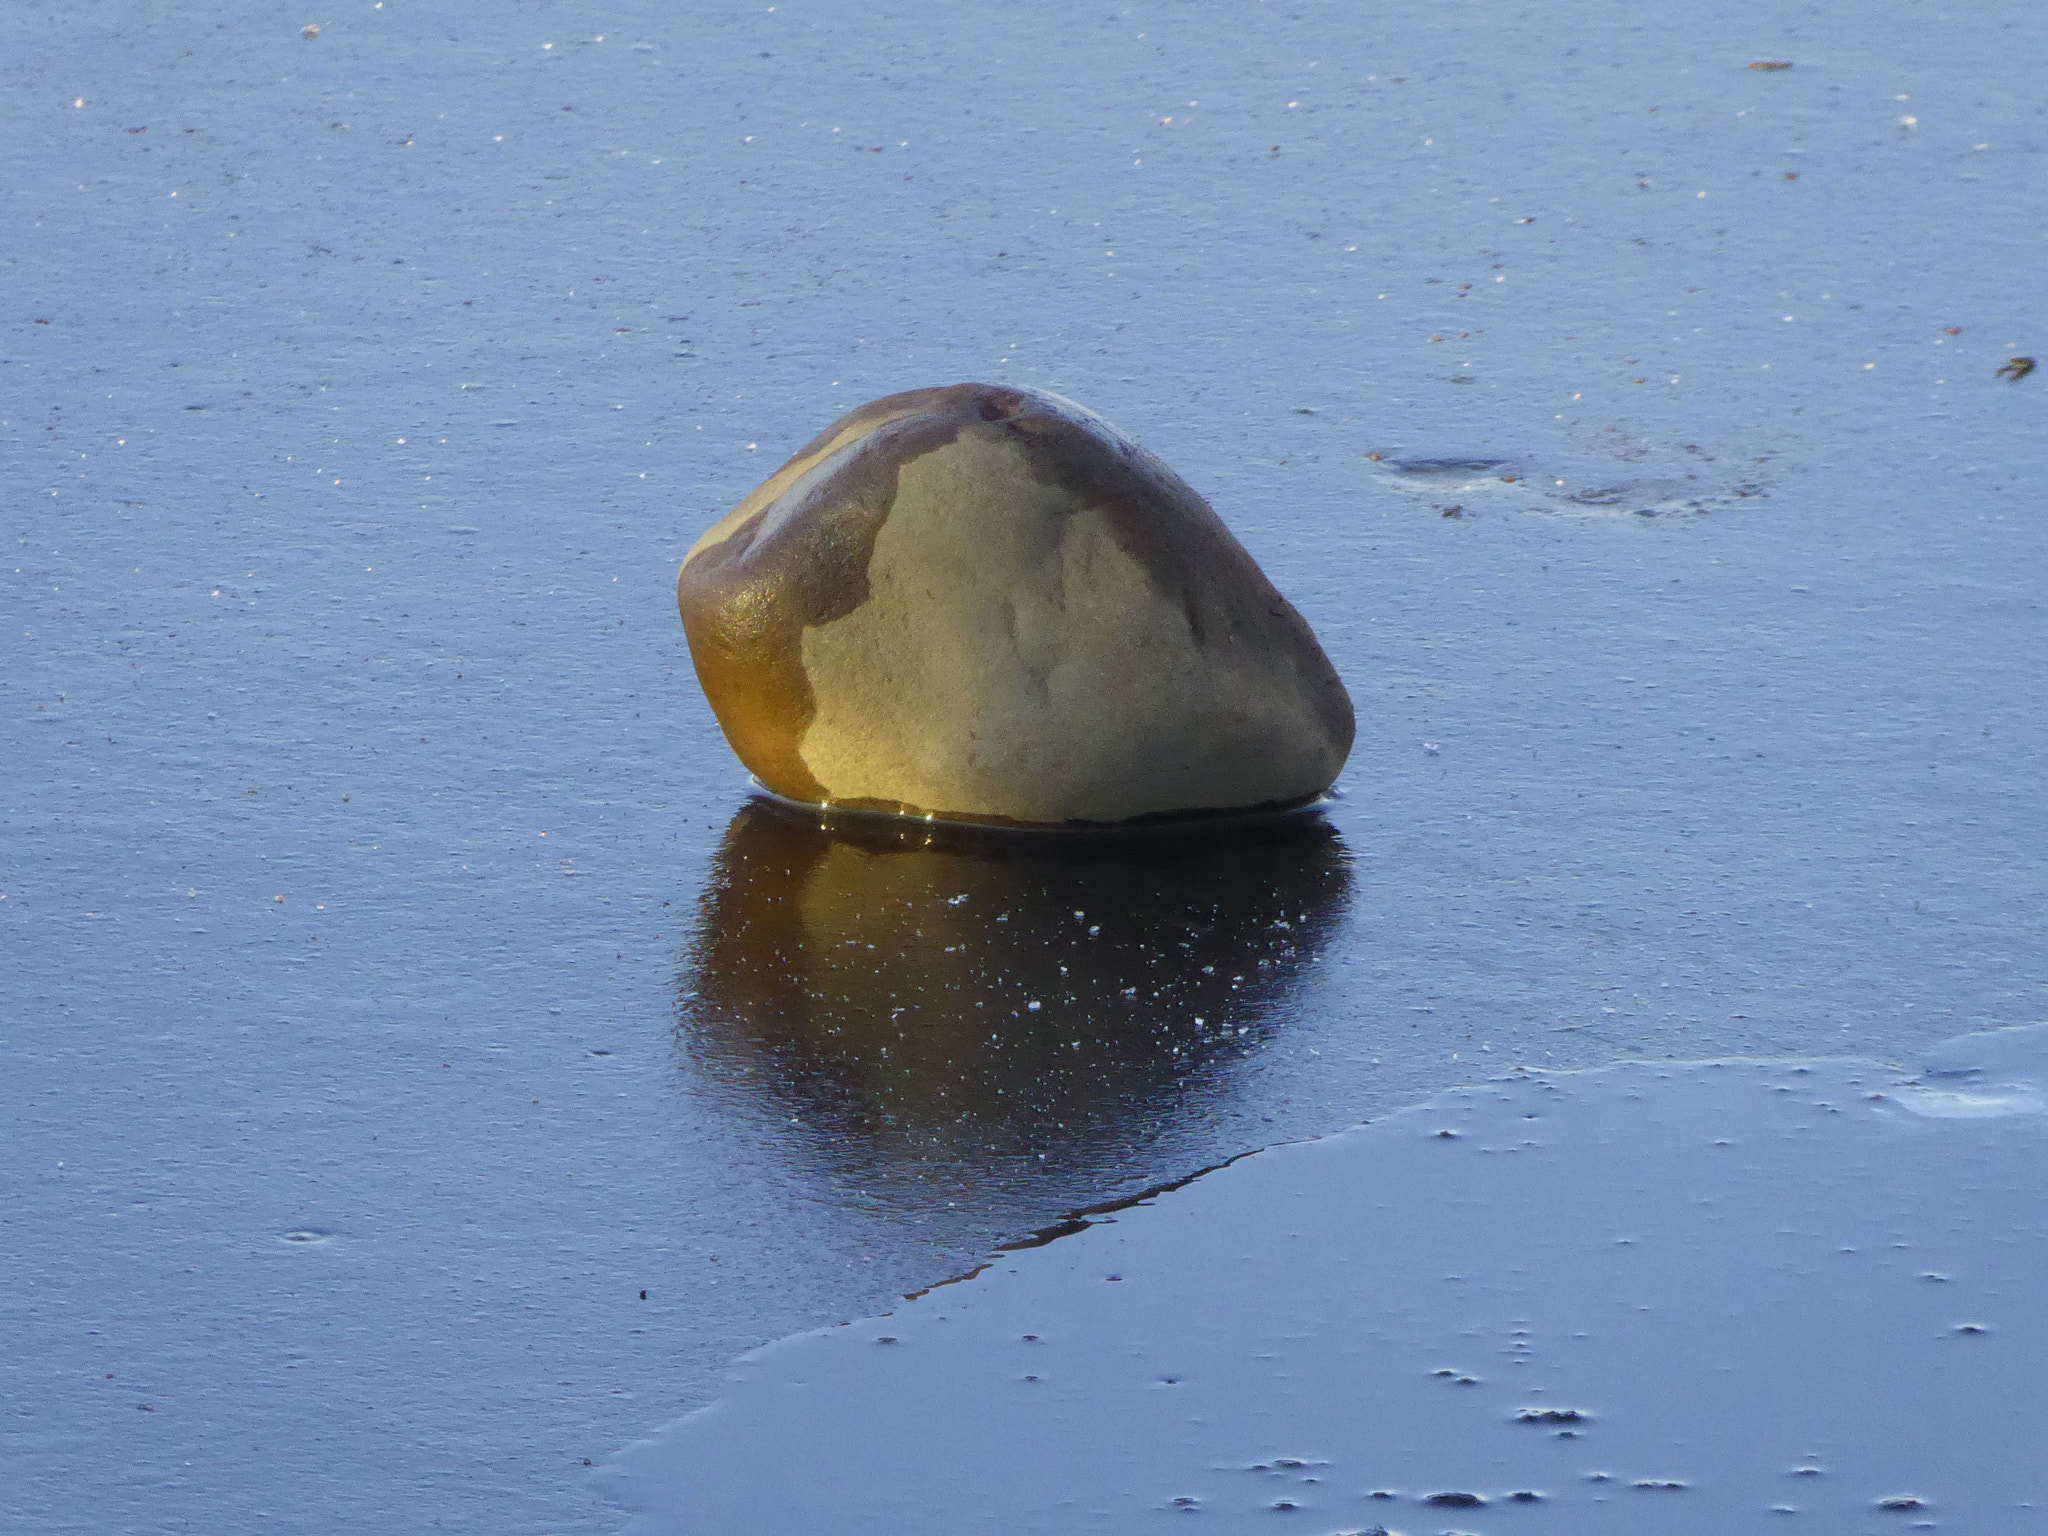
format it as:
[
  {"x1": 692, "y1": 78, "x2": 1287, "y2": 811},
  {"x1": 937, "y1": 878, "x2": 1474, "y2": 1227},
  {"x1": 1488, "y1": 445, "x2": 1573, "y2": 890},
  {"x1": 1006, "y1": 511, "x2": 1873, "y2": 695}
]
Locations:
[{"x1": 676, "y1": 383, "x2": 1354, "y2": 826}]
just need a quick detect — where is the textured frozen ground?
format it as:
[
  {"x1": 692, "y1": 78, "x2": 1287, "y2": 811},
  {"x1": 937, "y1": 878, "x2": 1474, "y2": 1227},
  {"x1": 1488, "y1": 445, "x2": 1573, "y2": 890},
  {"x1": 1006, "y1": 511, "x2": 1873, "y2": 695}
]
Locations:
[
  {"x1": 3, "y1": 0, "x2": 2044, "y2": 1532},
  {"x1": 600, "y1": 1025, "x2": 2048, "y2": 1534}
]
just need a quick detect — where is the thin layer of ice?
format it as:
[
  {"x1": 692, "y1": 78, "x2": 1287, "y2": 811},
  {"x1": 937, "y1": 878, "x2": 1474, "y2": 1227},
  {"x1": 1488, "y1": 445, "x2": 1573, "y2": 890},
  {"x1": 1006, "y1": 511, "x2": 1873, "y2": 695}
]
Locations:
[{"x1": 602, "y1": 1026, "x2": 2048, "y2": 1533}]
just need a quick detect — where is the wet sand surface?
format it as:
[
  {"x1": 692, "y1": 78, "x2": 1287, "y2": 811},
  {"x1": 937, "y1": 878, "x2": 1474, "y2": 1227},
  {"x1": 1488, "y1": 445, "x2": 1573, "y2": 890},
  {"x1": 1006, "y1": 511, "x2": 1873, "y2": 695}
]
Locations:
[{"x1": 4, "y1": 0, "x2": 2044, "y2": 1531}]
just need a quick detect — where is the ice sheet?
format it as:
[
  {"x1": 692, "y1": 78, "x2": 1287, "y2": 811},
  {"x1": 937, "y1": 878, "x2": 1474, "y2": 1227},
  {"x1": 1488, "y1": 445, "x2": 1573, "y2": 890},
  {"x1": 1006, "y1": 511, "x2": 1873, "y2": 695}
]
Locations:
[
  {"x1": 603, "y1": 1025, "x2": 2048, "y2": 1533},
  {"x1": 5, "y1": 0, "x2": 2044, "y2": 1531}
]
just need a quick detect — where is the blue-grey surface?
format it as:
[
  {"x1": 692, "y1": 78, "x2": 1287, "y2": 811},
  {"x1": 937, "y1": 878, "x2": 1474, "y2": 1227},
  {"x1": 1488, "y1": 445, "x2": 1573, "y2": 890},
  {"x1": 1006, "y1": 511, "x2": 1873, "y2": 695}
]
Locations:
[
  {"x1": 3, "y1": 0, "x2": 2043, "y2": 1532},
  {"x1": 600, "y1": 1026, "x2": 2048, "y2": 1533}
]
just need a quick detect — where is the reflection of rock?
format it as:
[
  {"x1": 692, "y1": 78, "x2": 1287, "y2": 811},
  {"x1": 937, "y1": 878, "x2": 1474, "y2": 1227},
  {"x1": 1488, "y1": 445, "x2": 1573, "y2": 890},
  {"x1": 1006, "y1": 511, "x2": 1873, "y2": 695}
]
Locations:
[
  {"x1": 677, "y1": 799, "x2": 1351, "y2": 1159},
  {"x1": 676, "y1": 383, "x2": 1354, "y2": 826}
]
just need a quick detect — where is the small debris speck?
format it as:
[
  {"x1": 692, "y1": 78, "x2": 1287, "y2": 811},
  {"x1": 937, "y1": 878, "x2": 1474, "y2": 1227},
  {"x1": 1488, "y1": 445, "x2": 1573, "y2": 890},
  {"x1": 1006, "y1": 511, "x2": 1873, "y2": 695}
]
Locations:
[{"x1": 1516, "y1": 1407, "x2": 1586, "y2": 1423}]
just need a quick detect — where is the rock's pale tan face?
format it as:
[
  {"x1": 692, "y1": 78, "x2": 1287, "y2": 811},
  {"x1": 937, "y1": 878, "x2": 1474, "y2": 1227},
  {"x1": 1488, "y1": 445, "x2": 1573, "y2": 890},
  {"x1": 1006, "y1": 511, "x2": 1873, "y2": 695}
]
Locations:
[{"x1": 677, "y1": 383, "x2": 1355, "y2": 826}]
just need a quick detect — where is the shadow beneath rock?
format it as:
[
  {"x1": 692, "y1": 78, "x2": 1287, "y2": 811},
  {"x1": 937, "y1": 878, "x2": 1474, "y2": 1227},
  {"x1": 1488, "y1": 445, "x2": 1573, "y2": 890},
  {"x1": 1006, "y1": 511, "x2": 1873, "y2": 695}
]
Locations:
[{"x1": 675, "y1": 797, "x2": 1353, "y2": 1193}]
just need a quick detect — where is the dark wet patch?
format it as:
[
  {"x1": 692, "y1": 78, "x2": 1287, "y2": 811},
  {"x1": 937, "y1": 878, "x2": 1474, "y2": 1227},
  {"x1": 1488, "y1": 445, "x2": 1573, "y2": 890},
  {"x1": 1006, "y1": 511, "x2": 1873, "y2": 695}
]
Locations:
[
  {"x1": 975, "y1": 388, "x2": 1027, "y2": 422},
  {"x1": 1372, "y1": 444, "x2": 1763, "y2": 521},
  {"x1": 1381, "y1": 456, "x2": 1510, "y2": 478}
]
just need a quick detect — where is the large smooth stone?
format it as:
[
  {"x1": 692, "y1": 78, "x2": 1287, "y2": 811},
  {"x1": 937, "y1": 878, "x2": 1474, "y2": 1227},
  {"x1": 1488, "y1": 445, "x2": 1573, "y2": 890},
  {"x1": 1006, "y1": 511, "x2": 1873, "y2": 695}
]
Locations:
[{"x1": 676, "y1": 384, "x2": 1354, "y2": 826}]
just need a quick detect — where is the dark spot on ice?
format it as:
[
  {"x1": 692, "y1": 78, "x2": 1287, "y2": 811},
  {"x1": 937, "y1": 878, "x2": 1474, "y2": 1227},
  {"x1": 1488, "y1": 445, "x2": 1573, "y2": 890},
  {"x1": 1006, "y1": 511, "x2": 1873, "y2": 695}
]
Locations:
[
  {"x1": 1509, "y1": 1490, "x2": 1543, "y2": 1502},
  {"x1": 1515, "y1": 1406, "x2": 1586, "y2": 1423},
  {"x1": 1271, "y1": 1497, "x2": 1299, "y2": 1509},
  {"x1": 1423, "y1": 1491, "x2": 1485, "y2": 1507},
  {"x1": 1384, "y1": 457, "x2": 1508, "y2": 478},
  {"x1": 1106, "y1": 1274, "x2": 1123, "y2": 1282},
  {"x1": 1172, "y1": 1495, "x2": 1199, "y2": 1509},
  {"x1": 1953, "y1": 1323, "x2": 1987, "y2": 1334},
  {"x1": 1792, "y1": 1466, "x2": 1826, "y2": 1477},
  {"x1": 1435, "y1": 1128, "x2": 1461, "y2": 1138},
  {"x1": 1633, "y1": 1479, "x2": 1688, "y2": 1491},
  {"x1": 1368, "y1": 1489, "x2": 1397, "y2": 1499},
  {"x1": 278, "y1": 1228, "x2": 331, "y2": 1244},
  {"x1": 875, "y1": 1336, "x2": 898, "y2": 1344},
  {"x1": 1876, "y1": 1496, "x2": 1927, "y2": 1511}
]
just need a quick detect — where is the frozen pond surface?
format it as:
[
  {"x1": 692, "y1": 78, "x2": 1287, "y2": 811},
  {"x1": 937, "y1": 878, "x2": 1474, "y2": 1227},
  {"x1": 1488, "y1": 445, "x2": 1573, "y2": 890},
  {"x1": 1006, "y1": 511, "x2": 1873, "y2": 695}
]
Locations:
[
  {"x1": 601, "y1": 1025, "x2": 2048, "y2": 1533},
  {"x1": 4, "y1": 0, "x2": 2044, "y2": 1531}
]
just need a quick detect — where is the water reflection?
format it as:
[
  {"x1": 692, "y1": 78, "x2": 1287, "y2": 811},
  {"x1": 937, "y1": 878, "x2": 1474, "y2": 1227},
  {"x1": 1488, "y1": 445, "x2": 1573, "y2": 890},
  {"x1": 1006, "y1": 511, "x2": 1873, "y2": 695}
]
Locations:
[{"x1": 676, "y1": 798, "x2": 1352, "y2": 1186}]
